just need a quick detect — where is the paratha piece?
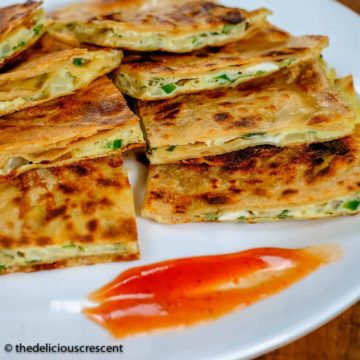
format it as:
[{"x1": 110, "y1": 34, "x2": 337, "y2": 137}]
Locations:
[
  {"x1": 115, "y1": 25, "x2": 328, "y2": 100},
  {"x1": 0, "y1": 76, "x2": 144, "y2": 178},
  {"x1": 0, "y1": 47, "x2": 122, "y2": 116},
  {"x1": 142, "y1": 128, "x2": 360, "y2": 223},
  {"x1": 52, "y1": 1, "x2": 270, "y2": 53},
  {"x1": 0, "y1": 1, "x2": 47, "y2": 69},
  {"x1": 0, "y1": 155, "x2": 139, "y2": 275},
  {"x1": 140, "y1": 60, "x2": 357, "y2": 164}
]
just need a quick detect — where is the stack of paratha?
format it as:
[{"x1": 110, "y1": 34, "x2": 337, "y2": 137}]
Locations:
[{"x1": 0, "y1": 0, "x2": 359, "y2": 273}]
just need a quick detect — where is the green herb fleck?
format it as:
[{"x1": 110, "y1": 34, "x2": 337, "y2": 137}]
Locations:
[
  {"x1": 277, "y1": 210, "x2": 291, "y2": 219},
  {"x1": 78, "y1": 246, "x2": 85, "y2": 252},
  {"x1": 200, "y1": 33, "x2": 208, "y2": 37},
  {"x1": 222, "y1": 24, "x2": 235, "y2": 34},
  {"x1": 279, "y1": 58, "x2": 296, "y2": 68},
  {"x1": 192, "y1": 37, "x2": 198, "y2": 44},
  {"x1": 204, "y1": 213, "x2": 219, "y2": 221},
  {"x1": 63, "y1": 244, "x2": 76, "y2": 249},
  {"x1": 106, "y1": 139, "x2": 123, "y2": 150},
  {"x1": 33, "y1": 24, "x2": 44, "y2": 36},
  {"x1": 0, "y1": 264, "x2": 6, "y2": 271},
  {"x1": 166, "y1": 145, "x2": 176, "y2": 152},
  {"x1": 12, "y1": 40, "x2": 26, "y2": 52},
  {"x1": 237, "y1": 216, "x2": 247, "y2": 221},
  {"x1": 72, "y1": 57, "x2": 86, "y2": 66},
  {"x1": 214, "y1": 74, "x2": 233, "y2": 84},
  {"x1": 161, "y1": 83, "x2": 177, "y2": 94},
  {"x1": 343, "y1": 199, "x2": 360, "y2": 211},
  {"x1": 255, "y1": 70, "x2": 266, "y2": 76},
  {"x1": 242, "y1": 132, "x2": 266, "y2": 138}
]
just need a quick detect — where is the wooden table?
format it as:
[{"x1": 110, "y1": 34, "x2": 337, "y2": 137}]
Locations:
[{"x1": 258, "y1": 2, "x2": 360, "y2": 358}]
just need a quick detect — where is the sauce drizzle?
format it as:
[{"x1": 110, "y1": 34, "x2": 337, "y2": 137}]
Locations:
[{"x1": 84, "y1": 245, "x2": 338, "y2": 338}]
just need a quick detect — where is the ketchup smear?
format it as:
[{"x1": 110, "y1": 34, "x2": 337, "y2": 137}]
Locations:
[{"x1": 84, "y1": 245, "x2": 338, "y2": 338}]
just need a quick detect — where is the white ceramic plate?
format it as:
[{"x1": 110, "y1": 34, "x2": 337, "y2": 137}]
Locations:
[{"x1": 1, "y1": 1, "x2": 360, "y2": 359}]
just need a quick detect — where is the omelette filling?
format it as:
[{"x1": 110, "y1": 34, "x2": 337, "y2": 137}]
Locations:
[
  {"x1": 116, "y1": 59, "x2": 296, "y2": 99},
  {"x1": 199, "y1": 194, "x2": 360, "y2": 222},
  {"x1": 149, "y1": 128, "x2": 352, "y2": 163},
  {"x1": 0, "y1": 242, "x2": 138, "y2": 272},
  {"x1": 65, "y1": 14, "x2": 264, "y2": 52},
  {"x1": 0, "y1": 10, "x2": 46, "y2": 62},
  {"x1": 0, "y1": 50, "x2": 121, "y2": 115},
  {"x1": 0, "y1": 126, "x2": 143, "y2": 176}
]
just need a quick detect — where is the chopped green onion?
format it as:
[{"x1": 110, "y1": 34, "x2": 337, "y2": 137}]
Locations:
[
  {"x1": 214, "y1": 74, "x2": 233, "y2": 84},
  {"x1": 63, "y1": 244, "x2": 76, "y2": 249},
  {"x1": 204, "y1": 213, "x2": 219, "y2": 221},
  {"x1": 166, "y1": 145, "x2": 176, "y2": 152},
  {"x1": 161, "y1": 83, "x2": 177, "y2": 94},
  {"x1": 0, "y1": 264, "x2": 6, "y2": 271},
  {"x1": 237, "y1": 216, "x2": 246, "y2": 221},
  {"x1": 279, "y1": 58, "x2": 296, "y2": 68},
  {"x1": 106, "y1": 139, "x2": 123, "y2": 150},
  {"x1": 12, "y1": 40, "x2": 26, "y2": 52},
  {"x1": 72, "y1": 57, "x2": 86, "y2": 66},
  {"x1": 255, "y1": 70, "x2": 266, "y2": 76},
  {"x1": 33, "y1": 24, "x2": 44, "y2": 36},
  {"x1": 343, "y1": 199, "x2": 360, "y2": 211},
  {"x1": 277, "y1": 210, "x2": 291, "y2": 219},
  {"x1": 222, "y1": 24, "x2": 235, "y2": 34}
]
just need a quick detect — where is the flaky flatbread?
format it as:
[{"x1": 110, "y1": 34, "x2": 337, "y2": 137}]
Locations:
[
  {"x1": 52, "y1": 1, "x2": 270, "y2": 53},
  {"x1": 0, "y1": 1, "x2": 47, "y2": 69},
  {"x1": 0, "y1": 47, "x2": 122, "y2": 116},
  {"x1": 0, "y1": 76, "x2": 144, "y2": 177},
  {"x1": 115, "y1": 25, "x2": 328, "y2": 100},
  {"x1": 142, "y1": 128, "x2": 360, "y2": 223},
  {"x1": 0, "y1": 155, "x2": 139, "y2": 275},
  {"x1": 139, "y1": 60, "x2": 357, "y2": 163}
]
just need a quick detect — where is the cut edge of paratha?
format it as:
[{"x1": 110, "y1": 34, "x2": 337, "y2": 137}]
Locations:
[
  {"x1": 0, "y1": 1, "x2": 47, "y2": 69},
  {"x1": 0, "y1": 76, "x2": 144, "y2": 178},
  {"x1": 142, "y1": 128, "x2": 360, "y2": 224},
  {"x1": 140, "y1": 60, "x2": 357, "y2": 164},
  {"x1": 0, "y1": 47, "x2": 122, "y2": 117},
  {"x1": 53, "y1": 2, "x2": 271, "y2": 53},
  {"x1": 115, "y1": 25, "x2": 328, "y2": 100},
  {"x1": 0, "y1": 155, "x2": 139, "y2": 275}
]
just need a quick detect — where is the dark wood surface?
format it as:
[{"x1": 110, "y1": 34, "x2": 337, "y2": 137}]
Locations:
[{"x1": 257, "y1": 1, "x2": 360, "y2": 358}]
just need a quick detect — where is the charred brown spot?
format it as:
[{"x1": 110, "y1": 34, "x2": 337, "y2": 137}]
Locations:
[
  {"x1": 308, "y1": 114, "x2": 329, "y2": 125},
  {"x1": 201, "y1": 193, "x2": 229, "y2": 205},
  {"x1": 97, "y1": 178, "x2": 120, "y2": 187},
  {"x1": 309, "y1": 139, "x2": 351, "y2": 156},
  {"x1": 222, "y1": 10, "x2": 244, "y2": 24},
  {"x1": 45, "y1": 205, "x2": 67, "y2": 221},
  {"x1": 87, "y1": 219, "x2": 98, "y2": 232},
  {"x1": 282, "y1": 189, "x2": 298, "y2": 196},
  {"x1": 70, "y1": 165, "x2": 89, "y2": 176},
  {"x1": 30, "y1": 261, "x2": 66, "y2": 272},
  {"x1": 0, "y1": 236, "x2": 13, "y2": 248},
  {"x1": 210, "y1": 178, "x2": 218, "y2": 189},
  {"x1": 195, "y1": 53, "x2": 209, "y2": 58},
  {"x1": 214, "y1": 112, "x2": 231, "y2": 122},
  {"x1": 252, "y1": 188, "x2": 267, "y2": 196},
  {"x1": 233, "y1": 116, "x2": 257, "y2": 127},
  {"x1": 206, "y1": 91, "x2": 225, "y2": 99},
  {"x1": 36, "y1": 237, "x2": 52, "y2": 246},
  {"x1": 108, "y1": 156, "x2": 123, "y2": 168},
  {"x1": 58, "y1": 183, "x2": 78, "y2": 194},
  {"x1": 75, "y1": 234, "x2": 94, "y2": 243}
]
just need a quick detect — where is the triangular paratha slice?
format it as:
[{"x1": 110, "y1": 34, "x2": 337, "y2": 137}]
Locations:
[
  {"x1": 0, "y1": 47, "x2": 122, "y2": 116},
  {"x1": 0, "y1": 76, "x2": 144, "y2": 177},
  {"x1": 0, "y1": 155, "x2": 139, "y2": 275},
  {"x1": 142, "y1": 128, "x2": 360, "y2": 223},
  {"x1": 52, "y1": 1, "x2": 270, "y2": 53},
  {"x1": 115, "y1": 25, "x2": 328, "y2": 100},
  {"x1": 0, "y1": 1, "x2": 47, "y2": 69},
  {"x1": 139, "y1": 60, "x2": 357, "y2": 163}
]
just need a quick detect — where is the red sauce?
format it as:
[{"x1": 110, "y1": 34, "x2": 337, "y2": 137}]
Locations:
[{"x1": 84, "y1": 246, "x2": 337, "y2": 338}]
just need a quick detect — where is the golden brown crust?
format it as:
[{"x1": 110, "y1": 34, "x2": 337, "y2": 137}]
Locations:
[
  {"x1": 1, "y1": 252, "x2": 140, "y2": 275},
  {"x1": 0, "y1": 76, "x2": 141, "y2": 154},
  {"x1": 0, "y1": 155, "x2": 139, "y2": 274},
  {"x1": 139, "y1": 61, "x2": 356, "y2": 161},
  {"x1": 142, "y1": 129, "x2": 360, "y2": 222},
  {"x1": 120, "y1": 25, "x2": 327, "y2": 77},
  {"x1": 0, "y1": 1, "x2": 46, "y2": 69},
  {"x1": 0, "y1": 1, "x2": 40, "y2": 40}
]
